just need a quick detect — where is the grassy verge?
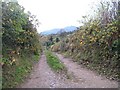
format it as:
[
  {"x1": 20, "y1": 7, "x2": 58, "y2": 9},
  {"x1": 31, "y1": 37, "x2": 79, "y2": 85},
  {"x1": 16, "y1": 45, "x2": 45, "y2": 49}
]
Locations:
[
  {"x1": 45, "y1": 50, "x2": 66, "y2": 73},
  {"x1": 45, "y1": 50, "x2": 77, "y2": 80},
  {"x1": 2, "y1": 52, "x2": 40, "y2": 88}
]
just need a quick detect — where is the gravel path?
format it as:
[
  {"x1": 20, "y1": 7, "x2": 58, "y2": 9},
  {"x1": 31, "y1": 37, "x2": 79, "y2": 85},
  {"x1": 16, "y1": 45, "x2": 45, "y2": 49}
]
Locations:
[{"x1": 20, "y1": 53, "x2": 118, "y2": 88}]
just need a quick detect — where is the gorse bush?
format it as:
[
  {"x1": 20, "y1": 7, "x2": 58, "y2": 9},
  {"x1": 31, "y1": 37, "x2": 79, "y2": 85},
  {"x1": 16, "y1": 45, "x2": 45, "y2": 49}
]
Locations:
[{"x1": 51, "y1": 1, "x2": 119, "y2": 80}]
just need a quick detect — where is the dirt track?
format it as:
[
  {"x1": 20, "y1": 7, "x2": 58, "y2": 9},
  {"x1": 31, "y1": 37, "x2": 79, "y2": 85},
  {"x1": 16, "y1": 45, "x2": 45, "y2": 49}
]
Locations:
[
  {"x1": 20, "y1": 53, "x2": 118, "y2": 88},
  {"x1": 56, "y1": 53, "x2": 118, "y2": 88}
]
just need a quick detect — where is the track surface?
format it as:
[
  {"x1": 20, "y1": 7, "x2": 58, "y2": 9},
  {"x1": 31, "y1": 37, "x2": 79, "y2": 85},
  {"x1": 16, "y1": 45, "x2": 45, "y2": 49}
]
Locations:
[{"x1": 20, "y1": 53, "x2": 118, "y2": 88}]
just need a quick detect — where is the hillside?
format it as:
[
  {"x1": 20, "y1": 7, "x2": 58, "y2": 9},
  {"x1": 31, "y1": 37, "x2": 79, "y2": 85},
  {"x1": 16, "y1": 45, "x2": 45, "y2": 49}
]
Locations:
[{"x1": 41, "y1": 26, "x2": 78, "y2": 35}]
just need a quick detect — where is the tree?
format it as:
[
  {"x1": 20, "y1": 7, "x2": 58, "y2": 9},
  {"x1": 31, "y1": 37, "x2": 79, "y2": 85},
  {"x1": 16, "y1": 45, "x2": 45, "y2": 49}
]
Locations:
[
  {"x1": 49, "y1": 36, "x2": 53, "y2": 42},
  {"x1": 55, "y1": 37, "x2": 60, "y2": 42}
]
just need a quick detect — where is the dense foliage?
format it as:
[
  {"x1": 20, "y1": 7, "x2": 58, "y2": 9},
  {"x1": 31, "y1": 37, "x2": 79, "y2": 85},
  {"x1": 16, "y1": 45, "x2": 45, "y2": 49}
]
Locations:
[
  {"x1": 2, "y1": 2, "x2": 42, "y2": 88},
  {"x1": 50, "y1": 1, "x2": 119, "y2": 80}
]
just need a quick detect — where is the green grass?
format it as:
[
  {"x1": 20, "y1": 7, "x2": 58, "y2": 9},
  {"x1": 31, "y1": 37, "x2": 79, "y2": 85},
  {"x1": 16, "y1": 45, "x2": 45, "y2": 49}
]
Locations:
[
  {"x1": 2, "y1": 52, "x2": 40, "y2": 88},
  {"x1": 45, "y1": 50, "x2": 65, "y2": 72}
]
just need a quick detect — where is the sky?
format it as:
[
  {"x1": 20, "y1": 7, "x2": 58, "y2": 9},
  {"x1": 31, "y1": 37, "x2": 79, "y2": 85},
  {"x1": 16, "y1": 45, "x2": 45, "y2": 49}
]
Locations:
[{"x1": 17, "y1": 0, "x2": 100, "y2": 33}]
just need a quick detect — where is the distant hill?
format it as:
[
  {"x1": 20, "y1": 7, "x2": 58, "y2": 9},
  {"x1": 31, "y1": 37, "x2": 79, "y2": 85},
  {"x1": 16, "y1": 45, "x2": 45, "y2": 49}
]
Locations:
[{"x1": 41, "y1": 26, "x2": 78, "y2": 35}]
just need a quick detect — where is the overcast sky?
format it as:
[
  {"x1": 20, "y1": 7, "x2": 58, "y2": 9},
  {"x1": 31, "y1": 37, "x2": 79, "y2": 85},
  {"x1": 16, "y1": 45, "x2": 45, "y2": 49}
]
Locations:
[{"x1": 17, "y1": 0, "x2": 100, "y2": 33}]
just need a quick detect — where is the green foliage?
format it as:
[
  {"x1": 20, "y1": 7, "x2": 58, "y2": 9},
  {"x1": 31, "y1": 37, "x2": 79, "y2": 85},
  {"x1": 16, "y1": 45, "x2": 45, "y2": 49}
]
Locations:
[
  {"x1": 45, "y1": 50, "x2": 65, "y2": 72},
  {"x1": 2, "y1": 2, "x2": 42, "y2": 88},
  {"x1": 2, "y1": 1, "x2": 42, "y2": 65},
  {"x1": 2, "y1": 2, "x2": 41, "y2": 56}
]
